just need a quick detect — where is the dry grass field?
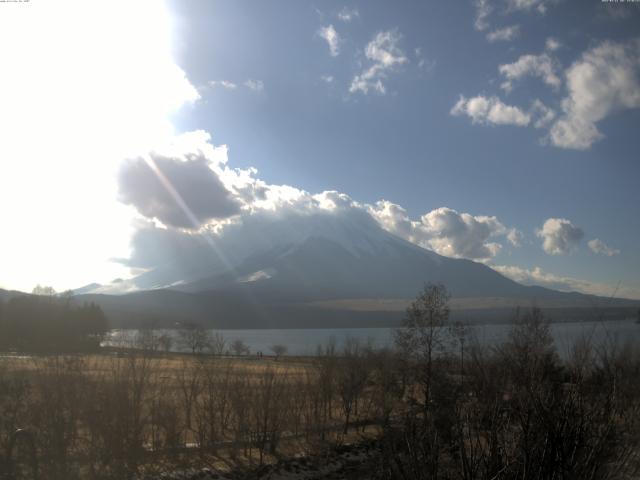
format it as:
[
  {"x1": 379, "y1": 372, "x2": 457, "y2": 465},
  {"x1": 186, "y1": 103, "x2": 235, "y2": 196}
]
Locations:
[{"x1": 0, "y1": 348, "x2": 388, "y2": 479}]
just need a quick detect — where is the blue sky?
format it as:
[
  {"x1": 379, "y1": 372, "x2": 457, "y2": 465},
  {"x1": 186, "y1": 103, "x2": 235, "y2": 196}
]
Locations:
[
  {"x1": 165, "y1": 0, "x2": 640, "y2": 297},
  {"x1": 0, "y1": 0, "x2": 638, "y2": 298}
]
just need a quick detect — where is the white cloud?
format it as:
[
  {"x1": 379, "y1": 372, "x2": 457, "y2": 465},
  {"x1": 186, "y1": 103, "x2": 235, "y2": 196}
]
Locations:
[
  {"x1": 507, "y1": 0, "x2": 549, "y2": 14},
  {"x1": 600, "y1": 4, "x2": 639, "y2": 21},
  {"x1": 588, "y1": 238, "x2": 620, "y2": 256},
  {"x1": 117, "y1": 133, "x2": 338, "y2": 228},
  {"x1": 321, "y1": 75, "x2": 335, "y2": 83},
  {"x1": 545, "y1": 37, "x2": 561, "y2": 52},
  {"x1": 244, "y1": 79, "x2": 264, "y2": 91},
  {"x1": 116, "y1": 131, "x2": 277, "y2": 228},
  {"x1": 507, "y1": 228, "x2": 524, "y2": 246},
  {"x1": 474, "y1": 0, "x2": 492, "y2": 31},
  {"x1": 451, "y1": 95, "x2": 531, "y2": 126},
  {"x1": 536, "y1": 218, "x2": 584, "y2": 255},
  {"x1": 548, "y1": 116, "x2": 603, "y2": 150},
  {"x1": 531, "y1": 99, "x2": 556, "y2": 128},
  {"x1": 350, "y1": 30, "x2": 408, "y2": 95},
  {"x1": 493, "y1": 264, "x2": 639, "y2": 299},
  {"x1": 208, "y1": 80, "x2": 237, "y2": 90},
  {"x1": 122, "y1": 193, "x2": 381, "y2": 287},
  {"x1": 451, "y1": 96, "x2": 557, "y2": 131},
  {"x1": 549, "y1": 39, "x2": 640, "y2": 150},
  {"x1": 366, "y1": 201, "x2": 417, "y2": 243},
  {"x1": 338, "y1": 7, "x2": 359, "y2": 22},
  {"x1": 207, "y1": 79, "x2": 264, "y2": 92},
  {"x1": 318, "y1": 24, "x2": 340, "y2": 57},
  {"x1": 368, "y1": 202, "x2": 515, "y2": 261},
  {"x1": 499, "y1": 52, "x2": 561, "y2": 92},
  {"x1": 117, "y1": 132, "x2": 519, "y2": 266},
  {"x1": 487, "y1": 25, "x2": 520, "y2": 42},
  {"x1": 475, "y1": 0, "x2": 552, "y2": 35},
  {"x1": 420, "y1": 208, "x2": 506, "y2": 260},
  {"x1": 493, "y1": 265, "x2": 587, "y2": 292},
  {"x1": 415, "y1": 47, "x2": 436, "y2": 71},
  {"x1": 117, "y1": 133, "x2": 242, "y2": 229}
]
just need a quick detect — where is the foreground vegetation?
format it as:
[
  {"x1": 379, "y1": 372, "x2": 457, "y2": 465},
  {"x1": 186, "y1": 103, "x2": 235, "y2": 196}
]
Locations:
[{"x1": 1, "y1": 285, "x2": 639, "y2": 479}]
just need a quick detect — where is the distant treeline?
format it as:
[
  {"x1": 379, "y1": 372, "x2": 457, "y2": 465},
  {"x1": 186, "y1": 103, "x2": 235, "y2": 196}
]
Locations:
[{"x1": 0, "y1": 294, "x2": 108, "y2": 352}]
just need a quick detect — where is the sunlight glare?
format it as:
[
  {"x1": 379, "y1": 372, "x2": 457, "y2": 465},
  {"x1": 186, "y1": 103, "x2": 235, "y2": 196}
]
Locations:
[{"x1": 0, "y1": 0, "x2": 199, "y2": 291}]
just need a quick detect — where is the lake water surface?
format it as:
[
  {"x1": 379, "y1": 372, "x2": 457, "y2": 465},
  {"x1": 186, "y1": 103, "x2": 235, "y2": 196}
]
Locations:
[{"x1": 106, "y1": 319, "x2": 640, "y2": 357}]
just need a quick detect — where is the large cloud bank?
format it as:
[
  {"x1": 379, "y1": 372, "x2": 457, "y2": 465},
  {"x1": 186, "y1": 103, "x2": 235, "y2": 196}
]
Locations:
[{"x1": 110, "y1": 132, "x2": 632, "y2": 298}]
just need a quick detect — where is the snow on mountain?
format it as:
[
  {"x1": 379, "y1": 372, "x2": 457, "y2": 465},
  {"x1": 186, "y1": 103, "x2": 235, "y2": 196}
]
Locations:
[
  {"x1": 67, "y1": 211, "x2": 640, "y2": 328},
  {"x1": 85, "y1": 207, "x2": 557, "y2": 301},
  {"x1": 94, "y1": 207, "x2": 443, "y2": 295}
]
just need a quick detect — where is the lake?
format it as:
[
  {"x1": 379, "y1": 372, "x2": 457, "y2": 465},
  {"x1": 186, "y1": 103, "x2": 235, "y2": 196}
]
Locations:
[{"x1": 105, "y1": 319, "x2": 640, "y2": 357}]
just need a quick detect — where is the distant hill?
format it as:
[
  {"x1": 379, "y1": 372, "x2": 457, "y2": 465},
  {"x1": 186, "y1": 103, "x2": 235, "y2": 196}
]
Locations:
[{"x1": 0, "y1": 288, "x2": 28, "y2": 302}]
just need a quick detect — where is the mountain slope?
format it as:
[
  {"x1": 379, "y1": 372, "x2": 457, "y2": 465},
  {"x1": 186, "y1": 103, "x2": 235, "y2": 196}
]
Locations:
[
  {"x1": 176, "y1": 234, "x2": 555, "y2": 300},
  {"x1": 66, "y1": 212, "x2": 639, "y2": 328}
]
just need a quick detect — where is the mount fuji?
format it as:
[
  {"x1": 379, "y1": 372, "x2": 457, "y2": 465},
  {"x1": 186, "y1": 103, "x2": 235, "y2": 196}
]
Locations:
[{"x1": 70, "y1": 210, "x2": 638, "y2": 328}]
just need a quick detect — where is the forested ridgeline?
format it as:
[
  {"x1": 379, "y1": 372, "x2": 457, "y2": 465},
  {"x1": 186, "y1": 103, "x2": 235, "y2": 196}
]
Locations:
[{"x1": 0, "y1": 293, "x2": 108, "y2": 352}]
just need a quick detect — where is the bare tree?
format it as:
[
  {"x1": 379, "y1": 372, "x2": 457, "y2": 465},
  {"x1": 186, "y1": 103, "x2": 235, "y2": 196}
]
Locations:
[
  {"x1": 270, "y1": 344, "x2": 287, "y2": 360},
  {"x1": 500, "y1": 306, "x2": 557, "y2": 390},
  {"x1": 208, "y1": 332, "x2": 226, "y2": 356},
  {"x1": 336, "y1": 338, "x2": 369, "y2": 434},
  {"x1": 195, "y1": 361, "x2": 233, "y2": 451},
  {"x1": 248, "y1": 367, "x2": 287, "y2": 464},
  {"x1": 394, "y1": 283, "x2": 450, "y2": 408},
  {"x1": 176, "y1": 359, "x2": 202, "y2": 440},
  {"x1": 31, "y1": 285, "x2": 56, "y2": 297},
  {"x1": 136, "y1": 327, "x2": 160, "y2": 352},
  {"x1": 157, "y1": 333, "x2": 173, "y2": 353},
  {"x1": 450, "y1": 321, "x2": 470, "y2": 381},
  {"x1": 178, "y1": 323, "x2": 211, "y2": 355},
  {"x1": 369, "y1": 349, "x2": 404, "y2": 429},
  {"x1": 313, "y1": 343, "x2": 338, "y2": 442},
  {"x1": 230, "y1": 338, "x2": 250, "y2": 356}
]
